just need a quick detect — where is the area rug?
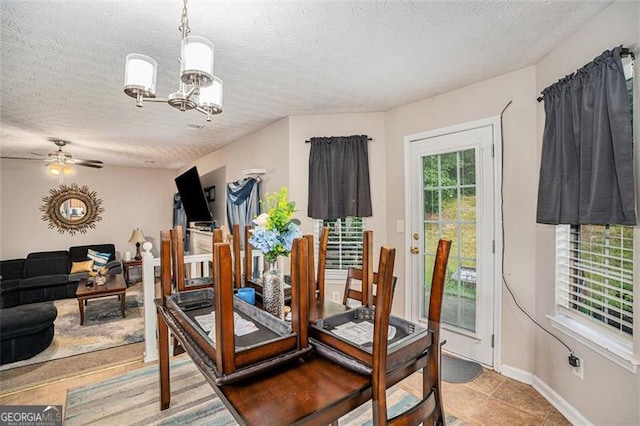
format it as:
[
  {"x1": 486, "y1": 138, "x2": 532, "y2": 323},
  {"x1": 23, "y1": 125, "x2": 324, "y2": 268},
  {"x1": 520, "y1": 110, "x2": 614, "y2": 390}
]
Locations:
[
  {"x1": 65, "y1": 358, "x2": 460, "y2": 425},
  {"x1": 442, "y1": 353, "x2": 483, "y2": 384},
  {"x1": 0, "y1": 282, "x2": 145, "y2": 372}
]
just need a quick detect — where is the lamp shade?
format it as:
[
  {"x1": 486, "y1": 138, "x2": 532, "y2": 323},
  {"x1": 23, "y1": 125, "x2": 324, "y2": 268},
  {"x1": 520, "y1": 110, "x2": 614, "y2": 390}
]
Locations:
[
  {"x1": 198, "y1": 76, "x2": 223, "y2": 114},
  {"x1": 124, "y1": 54, "x2": 157, "y2": 99},
  {"x1": 180, "y1": 36, "x2": 214, "y2": 86},
  {"x1": 128, "y1": 228, "x2": 146, "y2": 244}
]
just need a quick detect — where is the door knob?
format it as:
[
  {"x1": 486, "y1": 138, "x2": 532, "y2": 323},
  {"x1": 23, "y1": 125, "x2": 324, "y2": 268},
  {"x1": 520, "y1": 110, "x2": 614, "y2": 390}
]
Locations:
[{"x1": 410, "y1": 247, "x2": 420, "y2": 254}]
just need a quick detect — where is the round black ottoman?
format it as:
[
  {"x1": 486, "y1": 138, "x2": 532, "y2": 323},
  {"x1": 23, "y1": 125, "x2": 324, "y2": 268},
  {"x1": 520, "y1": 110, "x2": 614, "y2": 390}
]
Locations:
[{"x1": 0, "y1": 302, "x2": 57, "y2": 365}]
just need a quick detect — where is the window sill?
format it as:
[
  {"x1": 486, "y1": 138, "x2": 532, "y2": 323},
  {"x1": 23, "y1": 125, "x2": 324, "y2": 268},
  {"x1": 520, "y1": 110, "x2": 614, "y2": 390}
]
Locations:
[{"x1": 547, "y1": 314, "x2": 638, "y2": 373}]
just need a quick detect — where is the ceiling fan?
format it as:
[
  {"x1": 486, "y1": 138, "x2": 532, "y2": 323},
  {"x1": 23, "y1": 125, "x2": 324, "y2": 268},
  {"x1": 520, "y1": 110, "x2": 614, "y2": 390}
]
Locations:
[
  {"x1": 38, "y1": 138, "x2": 104, "y2": 169},
  {"x1": 2, "y1": 138, "x2": 104, "y2": 182}
]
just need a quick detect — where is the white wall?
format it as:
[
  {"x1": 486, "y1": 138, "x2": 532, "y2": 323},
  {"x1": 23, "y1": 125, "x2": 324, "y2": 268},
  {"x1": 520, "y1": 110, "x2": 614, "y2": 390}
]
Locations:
[
  {"x1": 533, "y1": 2, "x2": 639, "y2": 424},
  {"x1": 189, "y1": 117, "x2": 291, "y2": 217},
  {"x1": 383, "y1": 66, "x2": 539, "y2": 372},
  {"x1": 201, "y1": 166, "x2": 226, "y2": 226},
  {"x1": 0, "y1": 159, "x2": 175, "y2": 259}
]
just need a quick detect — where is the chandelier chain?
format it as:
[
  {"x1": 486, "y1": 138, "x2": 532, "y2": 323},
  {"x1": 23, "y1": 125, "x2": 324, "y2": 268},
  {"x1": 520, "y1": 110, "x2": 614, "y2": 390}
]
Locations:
[{"x1": 179, "y1": 0, "x2": 190, "y2": 37}]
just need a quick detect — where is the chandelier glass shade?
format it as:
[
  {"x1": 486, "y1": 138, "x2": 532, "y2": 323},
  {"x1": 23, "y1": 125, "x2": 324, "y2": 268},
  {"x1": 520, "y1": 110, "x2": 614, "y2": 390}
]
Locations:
[
  {"x1": 198, "y1": 77, "x2": 223, "y2": 114},
  {"x1": 123, "y1": 0, "x2": 223, "y2": 121},
  {"x1": 124, "y1": 54, "x2": 157, "y2": 99},
  {"x1": 180, "y1": 36, "x2": 214, "y2": 85}
]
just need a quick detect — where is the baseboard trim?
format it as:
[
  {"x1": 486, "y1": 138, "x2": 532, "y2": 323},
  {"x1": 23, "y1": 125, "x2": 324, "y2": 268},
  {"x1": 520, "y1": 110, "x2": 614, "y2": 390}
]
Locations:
[
  {"x1": 500, "y1": 363, "x2": 591, "y2": 425},
  {"x1": 499, "y1": 363, "x2": 533, "y2": 384},
  {"x1": 532, "y1": 376, "x2": 592, "y2": 426}
]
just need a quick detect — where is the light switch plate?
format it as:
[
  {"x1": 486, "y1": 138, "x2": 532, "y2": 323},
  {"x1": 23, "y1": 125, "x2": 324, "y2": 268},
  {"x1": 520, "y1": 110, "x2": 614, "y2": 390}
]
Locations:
[{"x1": 396, "y1": 220, "x2": 404, "y2": 233}]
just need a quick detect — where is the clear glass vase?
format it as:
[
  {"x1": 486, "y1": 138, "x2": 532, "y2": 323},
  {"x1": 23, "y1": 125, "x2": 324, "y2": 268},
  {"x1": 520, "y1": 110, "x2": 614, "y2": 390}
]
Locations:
[{"x1": 263, "y1": 261, "x2": 285, "y2": 320}]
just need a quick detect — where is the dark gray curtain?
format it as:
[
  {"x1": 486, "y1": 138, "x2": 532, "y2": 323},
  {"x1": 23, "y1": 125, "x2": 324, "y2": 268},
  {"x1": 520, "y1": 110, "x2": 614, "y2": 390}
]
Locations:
[
  {"x1": 308, "y1": 135, "x2": 372, "y2": 220},
  {"x1": 537, "y1": 46, "x2": 636, "y2": 225}
]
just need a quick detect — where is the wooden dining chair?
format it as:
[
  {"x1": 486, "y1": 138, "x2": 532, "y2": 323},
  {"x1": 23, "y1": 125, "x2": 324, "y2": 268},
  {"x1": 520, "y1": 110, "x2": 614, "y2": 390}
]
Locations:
[
  {"x1": 304, "y1": 227, "x2": 330, "y2": 302},
  {"x1": 342, "y1": 268, "x2": 398, "y2": 308},
  {"x1": 371, "y1": 238, "x2": 451, "y2": 426},
  {"x1": 170, "y1": 225, "x2": 221, "y2": 292},
  {"x1": 340, "y1": 229, "x2": 375, "y2": 307}
]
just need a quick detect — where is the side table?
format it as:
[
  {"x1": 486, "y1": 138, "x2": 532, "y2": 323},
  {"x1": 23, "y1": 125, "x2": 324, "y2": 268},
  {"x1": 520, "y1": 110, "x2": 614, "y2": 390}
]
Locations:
[{"x1": 122, "y1": 259, "x2": 143, "y2": 286}]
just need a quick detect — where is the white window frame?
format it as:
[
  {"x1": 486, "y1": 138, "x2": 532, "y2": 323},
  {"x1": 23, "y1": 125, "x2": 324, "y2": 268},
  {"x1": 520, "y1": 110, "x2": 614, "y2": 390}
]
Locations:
[
  {"x1": 315, "y1": 217, "x2": 365, "y2": 281},
  {"x1": 549, "y1": 225, "x2": 638, "y2": 372}
]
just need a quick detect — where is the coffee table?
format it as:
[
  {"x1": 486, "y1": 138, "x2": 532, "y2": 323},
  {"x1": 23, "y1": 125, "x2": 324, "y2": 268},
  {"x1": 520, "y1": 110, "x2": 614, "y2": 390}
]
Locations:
[{"x1": 76, "y1": 274, "x2": 127, "y2": 325}]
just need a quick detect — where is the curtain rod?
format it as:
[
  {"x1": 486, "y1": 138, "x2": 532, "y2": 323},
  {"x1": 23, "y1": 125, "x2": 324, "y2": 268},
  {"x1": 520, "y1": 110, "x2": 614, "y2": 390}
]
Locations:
[
  {"x1": 305, "y1": 137, "x2": 373, "y2": 143},
  {"x1": 537, "y1": 47, "x2": 635, "y2": 103}
]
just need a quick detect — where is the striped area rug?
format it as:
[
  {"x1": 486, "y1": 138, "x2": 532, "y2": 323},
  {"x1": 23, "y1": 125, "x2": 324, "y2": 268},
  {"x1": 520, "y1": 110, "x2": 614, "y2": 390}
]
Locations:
[{"x1": 65, "y1": 358, "x2": 447, "y2": 425}]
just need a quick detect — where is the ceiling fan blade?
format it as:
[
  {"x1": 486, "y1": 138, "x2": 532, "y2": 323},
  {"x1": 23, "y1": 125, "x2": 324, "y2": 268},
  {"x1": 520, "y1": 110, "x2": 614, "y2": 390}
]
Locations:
[
  {"x1": 30, "y1": 152, "x2": 49, "y2": 157},
  {"x1": 75, "y1": 161, "x2": 103, "y2": 169},
  {"x1": 75, "y1": 158, "x2": 103, "y2": 164},
  {"x1": 1, "y1": 156, "x2": 44, "y2": 161}
]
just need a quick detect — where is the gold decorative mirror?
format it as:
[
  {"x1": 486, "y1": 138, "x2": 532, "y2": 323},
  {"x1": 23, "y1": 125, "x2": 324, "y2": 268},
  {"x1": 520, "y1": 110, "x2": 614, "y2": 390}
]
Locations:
[{"x1": 41, "y1": 183, "x2": 104, "y2": 235}]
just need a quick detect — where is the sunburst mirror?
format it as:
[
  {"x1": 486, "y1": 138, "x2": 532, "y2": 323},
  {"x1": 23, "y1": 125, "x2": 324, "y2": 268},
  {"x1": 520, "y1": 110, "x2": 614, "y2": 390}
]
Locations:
[{"x1": 40, "y1": 184, "x2": 104, "y2": 235}]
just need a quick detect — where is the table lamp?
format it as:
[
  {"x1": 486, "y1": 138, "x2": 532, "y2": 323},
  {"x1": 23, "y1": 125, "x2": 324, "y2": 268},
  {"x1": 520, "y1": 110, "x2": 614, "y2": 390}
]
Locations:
[{"x1": 128, "y1": 228, "x2": 146, "y2": 260}]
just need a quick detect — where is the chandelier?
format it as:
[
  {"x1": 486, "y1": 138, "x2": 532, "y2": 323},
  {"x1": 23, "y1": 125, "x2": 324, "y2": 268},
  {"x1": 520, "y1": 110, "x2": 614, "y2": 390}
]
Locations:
[{"x1": 123, "y1": 0, "x2": 223, "y2": 121}]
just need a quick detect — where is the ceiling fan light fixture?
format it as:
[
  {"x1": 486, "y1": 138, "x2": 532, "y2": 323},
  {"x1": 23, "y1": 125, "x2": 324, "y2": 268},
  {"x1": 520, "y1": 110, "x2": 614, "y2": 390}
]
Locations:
[
  {"x1": 48, "y1": 163, "x2": 73, "y2": 177},
  {"x1": 49, "y1": 163, "x2": 62, "y2": 176},
  {"x1": 123, "y1": 0, "x2": 223, "y2": 120}
]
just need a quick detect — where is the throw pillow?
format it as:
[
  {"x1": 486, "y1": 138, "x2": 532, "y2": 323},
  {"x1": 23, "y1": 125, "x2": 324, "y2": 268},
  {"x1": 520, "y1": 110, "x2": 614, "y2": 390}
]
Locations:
[
  {"x1": 87, "y1": 249, "x2": 111, "y2": 272},
  {"x1": 70, "y1": 259, "x2": 94, "y2": 273}
]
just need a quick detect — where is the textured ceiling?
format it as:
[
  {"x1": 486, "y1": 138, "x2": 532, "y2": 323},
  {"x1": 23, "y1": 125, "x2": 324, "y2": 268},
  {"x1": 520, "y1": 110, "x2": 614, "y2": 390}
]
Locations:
[{"x1": 1, "y1": 1, "x2": 610, "y2": 170}]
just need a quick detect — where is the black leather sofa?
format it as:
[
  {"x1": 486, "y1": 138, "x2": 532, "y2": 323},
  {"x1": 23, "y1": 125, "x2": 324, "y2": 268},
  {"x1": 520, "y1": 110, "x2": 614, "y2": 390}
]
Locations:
[{"x1": 0, "y1": 244, "x2": 123, "y2": 309}]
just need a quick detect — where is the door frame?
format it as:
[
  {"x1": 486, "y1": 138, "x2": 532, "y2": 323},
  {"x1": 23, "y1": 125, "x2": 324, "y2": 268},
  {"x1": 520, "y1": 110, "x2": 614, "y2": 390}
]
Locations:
[{"x1": 403, "y1": 116, "x2": 503, "y2": 370}]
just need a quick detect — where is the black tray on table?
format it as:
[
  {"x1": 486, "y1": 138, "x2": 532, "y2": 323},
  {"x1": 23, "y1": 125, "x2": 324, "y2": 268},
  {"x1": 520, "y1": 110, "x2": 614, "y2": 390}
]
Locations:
[
  {"x1": 309, "y1": 307, "x2": 431, "y2": 375},
  {"x1": 165, "y1": 288, "x2": 311, "y2": 384}
]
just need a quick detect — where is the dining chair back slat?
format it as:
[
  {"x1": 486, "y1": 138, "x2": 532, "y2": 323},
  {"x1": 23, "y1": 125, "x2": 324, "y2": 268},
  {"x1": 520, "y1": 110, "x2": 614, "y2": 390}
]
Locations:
[
  {"x1": 315, "y1": 227, "x2": 329, "y2": 301},
  {"x1": 342, "y1": 267, "x2": 398, "y2": 307}
]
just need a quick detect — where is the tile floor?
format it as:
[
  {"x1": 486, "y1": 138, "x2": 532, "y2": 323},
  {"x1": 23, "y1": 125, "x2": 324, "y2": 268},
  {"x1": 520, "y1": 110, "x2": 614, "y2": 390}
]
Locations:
[{"x1": 0, "y1": 351, "x2": 570, "y2": 425}]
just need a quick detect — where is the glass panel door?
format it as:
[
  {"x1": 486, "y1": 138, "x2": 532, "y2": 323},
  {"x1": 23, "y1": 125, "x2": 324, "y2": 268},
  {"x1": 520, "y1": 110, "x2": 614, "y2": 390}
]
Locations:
[
  {"x1": 423, "y1": 148, "x2": 478, "y2": 333},
  {"x1": 408, "y1": 121, "x2": 497, "y2": 366}
]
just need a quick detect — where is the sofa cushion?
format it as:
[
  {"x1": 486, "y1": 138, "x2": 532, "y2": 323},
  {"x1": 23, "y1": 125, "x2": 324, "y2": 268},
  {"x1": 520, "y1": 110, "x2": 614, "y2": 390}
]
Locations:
[
  {"x1": 87, "y1": 249, "x2": 111, "y2": 272},
  {"x1": 24, "y1": 257, "x2": 69, "y2": 278},
  {"x1": 0, "y1": 303, "x2": 58, "y2": 340},
  {"x1": 68, "y1": 271, "x2": 91, "y2": 283},
  {"x1": 20, "y1": 274, "x2": 68, "y2": 289},
  {"x1": 105, "y1": 260, "x2": 123, "y2": 275},
  {"x1": 0, "y1": 279, "x2": 22, "y2": 308},
  {"x1": 70, "y1": 244, "x2": 116, "y2": 263},
  {"x1": 1, "y1": 259, "x2": 25, "y2": 280},
  {"x1": 26, "y1": 251, "x2": 69, "y2": 260},
  {"x1": 70, "y1": 260, "x2": 94, "y2": 273},
  {"x1": 0, "y1": 279, "x2": 21, "y2": 293}
]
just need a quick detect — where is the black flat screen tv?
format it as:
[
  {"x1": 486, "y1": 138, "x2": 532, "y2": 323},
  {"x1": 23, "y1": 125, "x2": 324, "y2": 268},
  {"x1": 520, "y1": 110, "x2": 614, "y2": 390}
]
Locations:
[{"x1": 175, "y1": 166, "x2": 212, "y2": 223}]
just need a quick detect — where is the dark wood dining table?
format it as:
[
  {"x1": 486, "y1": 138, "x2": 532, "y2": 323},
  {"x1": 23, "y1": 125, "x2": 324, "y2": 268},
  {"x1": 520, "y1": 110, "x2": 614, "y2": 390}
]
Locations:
[{"x1": 156, "y1": 298, "x2": 433, "y2": 425}]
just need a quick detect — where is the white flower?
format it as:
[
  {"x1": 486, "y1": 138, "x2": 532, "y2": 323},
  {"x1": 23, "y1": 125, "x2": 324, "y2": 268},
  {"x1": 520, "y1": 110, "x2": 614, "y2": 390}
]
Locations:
[{"x1": 252, "y1": 213, "x2": 269, "y2": 227}]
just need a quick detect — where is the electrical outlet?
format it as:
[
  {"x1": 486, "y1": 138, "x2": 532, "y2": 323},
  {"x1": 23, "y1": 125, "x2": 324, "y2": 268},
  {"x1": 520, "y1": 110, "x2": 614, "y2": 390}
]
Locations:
[
  {"x1": 332, "y1": 291, "x2": 341, "y2": 303},
  {"x1": 571, "y1": 356, "x2": 584, "y2": 380}
]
